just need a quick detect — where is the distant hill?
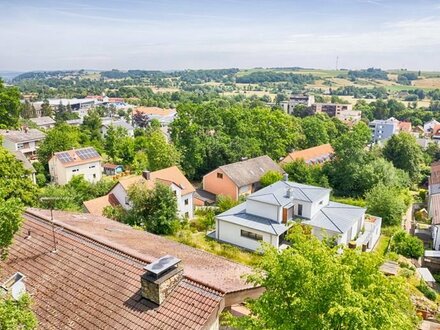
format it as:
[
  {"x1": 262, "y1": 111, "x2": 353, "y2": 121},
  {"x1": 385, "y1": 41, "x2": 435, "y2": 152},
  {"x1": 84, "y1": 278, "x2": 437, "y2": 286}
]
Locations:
[{"x1": 0, "y1": 71, "x2": 23, "y2": 82}]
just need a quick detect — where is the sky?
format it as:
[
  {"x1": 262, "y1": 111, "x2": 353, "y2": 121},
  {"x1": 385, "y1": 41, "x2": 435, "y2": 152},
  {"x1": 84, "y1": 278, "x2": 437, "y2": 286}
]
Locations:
[{"x1": 1, "y1": 0, "x2": 440, "y2": 71}]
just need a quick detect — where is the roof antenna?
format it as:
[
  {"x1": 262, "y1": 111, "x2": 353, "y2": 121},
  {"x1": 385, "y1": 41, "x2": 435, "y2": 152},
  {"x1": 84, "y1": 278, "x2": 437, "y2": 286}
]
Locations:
[{"x1": 39, "y1": 197, "x2": 70, "y2": 253}]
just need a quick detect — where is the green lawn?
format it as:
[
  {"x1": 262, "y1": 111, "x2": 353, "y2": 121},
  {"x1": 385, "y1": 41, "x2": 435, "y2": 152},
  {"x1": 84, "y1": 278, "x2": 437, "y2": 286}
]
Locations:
[{"x1": 167, "y1": 229, "x2": 260, "y2": 266}]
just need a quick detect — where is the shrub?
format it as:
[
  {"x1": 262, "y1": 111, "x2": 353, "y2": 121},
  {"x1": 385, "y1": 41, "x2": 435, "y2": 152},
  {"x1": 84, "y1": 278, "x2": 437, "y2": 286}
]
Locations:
[
  {"x1": 260, "y1": 170, "x2": 283, "y2": 187},
  {"x1": 417, "y1": 281, "x2": 437, "y2": 301},
  {"x1": 216, "y1": 195, "x2": 239, "y2": 213},
  {"x1": 390, "y1": 231, "x2": 424, "y2": 259}
]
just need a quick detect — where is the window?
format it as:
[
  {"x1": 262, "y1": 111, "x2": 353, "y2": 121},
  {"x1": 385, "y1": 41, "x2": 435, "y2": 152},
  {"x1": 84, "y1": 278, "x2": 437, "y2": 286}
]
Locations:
[
  {"x1": 184, "y1": 199, "x2": 189, "y2": 205},
  {"x1": 93, "y1": 174, "x2": 96, "y2": 179},
  {"x1": 298, "y1": 204, "x2": 303, "y2": 216},
  {"x1": 241, "y1": 230, "x2": 263, "y2": 241},
  {"x1": 72, "y1": 169, "x2": 79, "y2": 173},
  {"x1": 89, "y1": 165, "x2": 95, "y2": 169},
  {"x1": 217, "y1": 172, "x2": 223, "y2": 179}
]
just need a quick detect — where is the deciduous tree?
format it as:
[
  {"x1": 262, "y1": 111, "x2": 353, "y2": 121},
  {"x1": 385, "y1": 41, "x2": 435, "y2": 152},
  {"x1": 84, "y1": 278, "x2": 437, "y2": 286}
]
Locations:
[{"x1": 225, "y1": 225, "x2": 419, "y2": 330}]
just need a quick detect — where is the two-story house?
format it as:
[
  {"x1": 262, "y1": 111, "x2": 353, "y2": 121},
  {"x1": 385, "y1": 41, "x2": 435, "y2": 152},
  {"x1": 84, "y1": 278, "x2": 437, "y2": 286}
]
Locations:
[
  {"x1": 84, "y1": 166, "x2": 195, "y2": 219},
  {"x1": 203, "y1": 155, "x2": 284, "y2": 201},
  {"x1": 0, "y1": 128, "x2": 46, "y2": 161},
  {"x1": 49, "y1": 147, "x2": 102, "y2": 185},
  {"x1": 215, "y1": 175, "x2": 381, "y2": 252}
]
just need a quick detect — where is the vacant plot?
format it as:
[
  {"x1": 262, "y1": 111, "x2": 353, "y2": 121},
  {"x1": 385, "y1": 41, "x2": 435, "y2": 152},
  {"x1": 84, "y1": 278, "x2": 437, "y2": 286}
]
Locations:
[{"x1": 413, "y1": 78, "x2": 440, "y2": 89}]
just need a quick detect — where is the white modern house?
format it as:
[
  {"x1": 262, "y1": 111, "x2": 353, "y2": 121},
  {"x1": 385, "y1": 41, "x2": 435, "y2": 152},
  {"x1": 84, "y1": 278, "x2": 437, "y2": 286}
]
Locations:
[
  {"x1": 0, "y1": 128, "x2": 46, "y2": 161},
  {"x1": 84, "y1": 166, "x2": 195, "y2": 219},
  {"x1": 215, "y1": 176, "x2": 381, "y2": 252},
  {"x1": 49, "y1": 147, "x2": 102, "y2": 185}
]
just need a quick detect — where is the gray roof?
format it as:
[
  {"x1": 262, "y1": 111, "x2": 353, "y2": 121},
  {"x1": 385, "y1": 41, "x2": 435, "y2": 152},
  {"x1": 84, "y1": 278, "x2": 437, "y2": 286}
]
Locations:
[
  {"x1": 13, "y1": 151, "x2": 35, "y2": 173},
  {"x1": 29, "y1": 116, "x2": 56, "y2": 126},
  {"x1": 218, "y1": 155, "x2": 284, "y2": 187},
  {"x1": 218, "y1": 180, "x2": 365, "y2": 236},
  {"x1": 102, "y1": 120, "x2": 134, "y2": 131},
  {"x1": 302, "y1": 202, "x2": 366, "y2": 234},
  {"x1": 0, "y1": 129, "x2": 46, "y2": 143},
  {"x1": 248, "y1": 180, "x2": 330, "y2": 205},
  {"x1": 217, "y1": 203, "x2": 289, "y2": 235}
]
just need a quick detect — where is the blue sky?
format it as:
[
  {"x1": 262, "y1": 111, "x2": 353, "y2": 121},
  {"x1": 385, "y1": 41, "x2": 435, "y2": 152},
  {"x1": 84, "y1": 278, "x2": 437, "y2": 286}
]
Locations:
[{"x1": 1, "y1": 0, "x2": 440, "y2": 71}]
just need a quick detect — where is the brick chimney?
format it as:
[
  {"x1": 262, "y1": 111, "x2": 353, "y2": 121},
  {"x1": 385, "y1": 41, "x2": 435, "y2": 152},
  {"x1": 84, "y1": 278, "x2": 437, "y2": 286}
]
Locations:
[
  {"x1": 142, "y1": 170, "x2": 151, "y2": 180},
  {"x1": 140, "y1": 255, "x2": 183, "y2": 305}
]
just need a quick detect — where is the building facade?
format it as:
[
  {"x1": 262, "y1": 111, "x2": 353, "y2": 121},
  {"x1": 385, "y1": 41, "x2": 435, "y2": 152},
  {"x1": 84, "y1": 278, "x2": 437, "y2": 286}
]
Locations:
[
  {"x1": 369, "y1": 117, "x2": 400, "y2": 143},
  {"x1": 49, "y1": 147, "x2": 102, "y2": 185},
  {"x1": 215, "y1": 177, "x2": 381, "y2": 252},
  {"x1": 203, "y1": 155, "x2": 284, "y2": 201},
  {"x1": 0, "y1": 128, "x2": 46, "y2": 161},
  {"x1": 280, "y1": 94, "x2": 315, "y2": 115}
]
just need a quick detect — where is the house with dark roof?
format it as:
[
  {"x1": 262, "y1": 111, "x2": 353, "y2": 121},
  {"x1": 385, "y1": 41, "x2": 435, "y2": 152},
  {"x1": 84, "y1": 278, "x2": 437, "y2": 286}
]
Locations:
[
  {"x1": 202, "y1": 155, "x2": 284, "y2": 201},
  {"x1": 49, "y1": 147, "x2": 102, "y2": 185},
  {"x1": 0, "y1": 208, "x2": 262, "y2": 329},
  {"x1": 215, "y1": 175, "x2": 381, "y2": 252}
]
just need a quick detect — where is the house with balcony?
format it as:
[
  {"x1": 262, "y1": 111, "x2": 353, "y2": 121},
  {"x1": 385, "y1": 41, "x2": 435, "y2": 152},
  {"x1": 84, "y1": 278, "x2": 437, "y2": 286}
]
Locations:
[
  {"x1": 0, "y1": 128, "x2": 46, "y2": 161},
  {"x1": 215, "y1": 176, "x2": 381, "y2": 252}
]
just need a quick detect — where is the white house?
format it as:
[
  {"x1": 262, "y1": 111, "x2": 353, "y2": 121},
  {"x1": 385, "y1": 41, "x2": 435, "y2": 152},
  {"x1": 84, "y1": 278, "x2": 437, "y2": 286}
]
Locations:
[
  {"x1": 29, "y1": 116, "x2": 56, "y2": 129},
  {"x1": 0, "y1": 128, "x2": 46, "y2": 161},
  {"x1": 84, "y1": 166, "x2": 195, "y2": 219},
  {"x1": 49, "y1": 147, "x2": 102, "y2": 185},
  {"x1": 215, "y1": 175, "x2": 381, "y2": 252}
]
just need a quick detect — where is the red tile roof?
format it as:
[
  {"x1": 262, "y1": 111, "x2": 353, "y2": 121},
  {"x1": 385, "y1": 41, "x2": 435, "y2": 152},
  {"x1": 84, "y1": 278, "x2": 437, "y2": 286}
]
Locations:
[
  {"x1": 1, "y1": 212, "x2": 224, "y2": 329},
  {"x1": 118, "y1": 166, "x2": 195, "y2": 196},
  {"x1": 24, "y1": 208, "x2": 254, "y2": 294},
  {"x1": 83, "y1": 193, "x2": 120, "y2": 216},
  {"x1": 280, "y1": 144, "x2": 334, "y2": 165},
  {"x1": 51, "y1": 147, "x2": 101, "y2": 167},
  {"x1": 398, "y1": 121, "x2": 412, "y2": 133}
]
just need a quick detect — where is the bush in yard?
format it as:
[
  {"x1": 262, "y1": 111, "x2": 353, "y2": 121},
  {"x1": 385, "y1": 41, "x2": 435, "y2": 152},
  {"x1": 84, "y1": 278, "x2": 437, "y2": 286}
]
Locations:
[
  {"x1": 260, "y1": 170, "x2": 283, "y2": 187},
  {"x1": 128, "y1": 182, "x2": 179, "y2": 235},
  {"x1": 216, "y1": 195, "x2": 239, "y2": 213},
  {"x1": 365, "y1": 184, "x2": 409, "y2": 226},
  {"x1": 416, "y1": 281, "x2": 437, "y2": 301},
  {"x1": 390, "y1": 230, "x2": 424, "y2": 259}
]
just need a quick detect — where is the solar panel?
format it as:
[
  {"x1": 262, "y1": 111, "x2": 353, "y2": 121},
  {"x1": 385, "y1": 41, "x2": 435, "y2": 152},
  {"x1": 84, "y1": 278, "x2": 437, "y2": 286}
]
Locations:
[
  {"x1": 76, "y1": 148, "x2": 99, "y2": 160},
  {"x1": 57, "y1": 152, "x2": 73, "y2": 163},
  {"x1": 144, "y1": 255, "x2": 181, "y2": 277}
]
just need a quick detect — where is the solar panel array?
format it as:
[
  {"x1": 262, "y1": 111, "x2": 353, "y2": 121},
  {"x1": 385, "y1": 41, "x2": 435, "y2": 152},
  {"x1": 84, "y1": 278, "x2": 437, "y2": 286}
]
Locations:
[
  {"x1": 76, "y1": 148, "x2": 100, "y2": 160},
  {"x1": 57, "y1": 152, "x2": 73, "y2": 163}
]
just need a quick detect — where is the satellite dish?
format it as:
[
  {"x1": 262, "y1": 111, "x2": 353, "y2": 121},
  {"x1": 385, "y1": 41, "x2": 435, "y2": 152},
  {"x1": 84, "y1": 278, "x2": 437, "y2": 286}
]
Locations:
[{"x1": 11, "y1": 281, "x2": 26, "y2": 300}]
